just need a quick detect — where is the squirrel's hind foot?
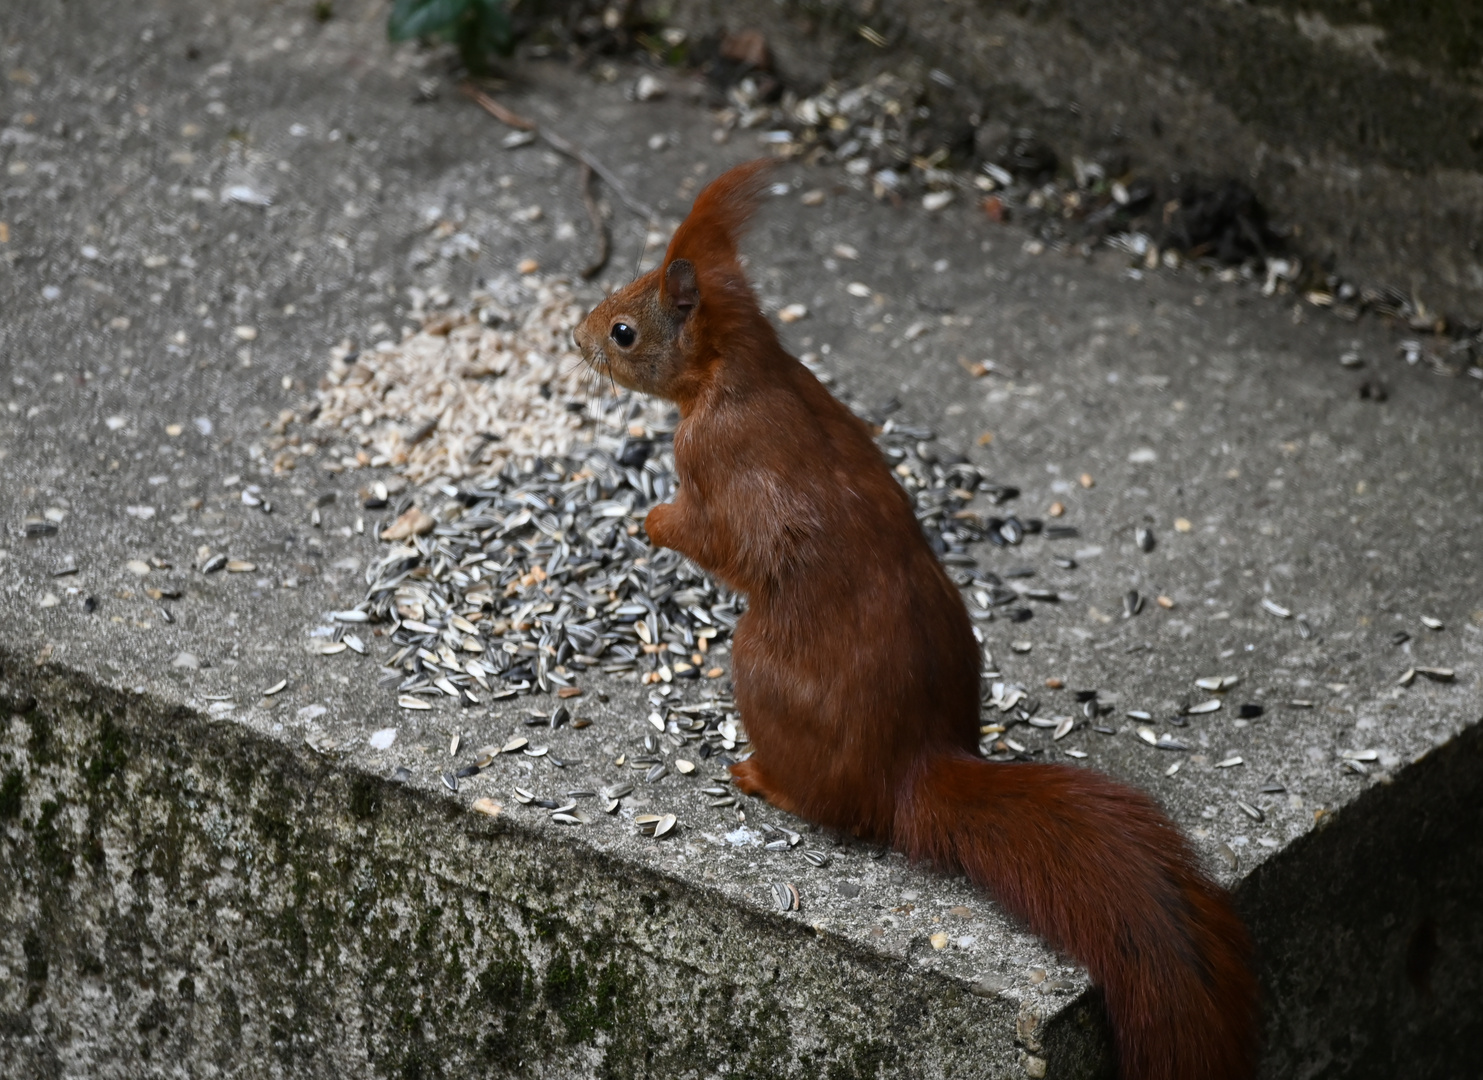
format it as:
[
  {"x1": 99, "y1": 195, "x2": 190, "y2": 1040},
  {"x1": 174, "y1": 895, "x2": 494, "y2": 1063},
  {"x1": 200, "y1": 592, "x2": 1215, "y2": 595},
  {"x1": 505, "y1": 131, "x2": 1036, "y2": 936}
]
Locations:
[{"x1": 729, "y1": 758, "x2": 807, "y2": 817}]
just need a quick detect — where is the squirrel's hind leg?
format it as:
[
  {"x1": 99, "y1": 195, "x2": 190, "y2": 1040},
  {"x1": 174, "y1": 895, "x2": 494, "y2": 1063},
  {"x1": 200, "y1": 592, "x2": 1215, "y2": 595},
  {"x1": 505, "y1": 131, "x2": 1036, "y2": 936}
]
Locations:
[{"x1": 729, "y1": 759, "x2": 807, "y2": 817}]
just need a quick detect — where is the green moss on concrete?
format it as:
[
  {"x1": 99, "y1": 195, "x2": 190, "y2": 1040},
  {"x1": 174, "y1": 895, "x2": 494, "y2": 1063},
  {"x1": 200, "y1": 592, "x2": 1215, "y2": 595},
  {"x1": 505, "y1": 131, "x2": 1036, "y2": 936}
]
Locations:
[
  {"x1": 349, "y1": 774, "x2": 381, "y2": 819},
  {"x1": 23, "y1": 930, "x2": 48, "y2": 1007},
  {"x1": 0, "y1": 769, "x2": 22, "y2": 820},
  {"x1": 82, "y1": 709, "x2": 127, "y2": 790},
  {"x1": 26, "y1": 704, "x2": 55, "y2": 766},
  {"x1": 0, "y1": 657, "x2": 1036, "y2": 1079},
  {"x1": 826, "y1": 1038, "x2": 903, "y2": 1080},
  {"x1": 33, "y1": 798, "x2": 74, "y2": 882}
]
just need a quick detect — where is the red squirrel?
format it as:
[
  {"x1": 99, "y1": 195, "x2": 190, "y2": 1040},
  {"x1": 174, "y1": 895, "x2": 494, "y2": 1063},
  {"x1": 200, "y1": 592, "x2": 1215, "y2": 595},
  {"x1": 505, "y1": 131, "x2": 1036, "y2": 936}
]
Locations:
[{"x1": 574, "y1": 160, "x2": 1259, "y2": 1080}]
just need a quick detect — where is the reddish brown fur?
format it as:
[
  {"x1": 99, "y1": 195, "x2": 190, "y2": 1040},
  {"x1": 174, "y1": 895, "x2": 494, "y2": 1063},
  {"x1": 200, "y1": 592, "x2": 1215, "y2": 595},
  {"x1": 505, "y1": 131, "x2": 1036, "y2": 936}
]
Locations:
[{"x1": 575, "y1": 160, "x2": 1259, "y2": 1080}]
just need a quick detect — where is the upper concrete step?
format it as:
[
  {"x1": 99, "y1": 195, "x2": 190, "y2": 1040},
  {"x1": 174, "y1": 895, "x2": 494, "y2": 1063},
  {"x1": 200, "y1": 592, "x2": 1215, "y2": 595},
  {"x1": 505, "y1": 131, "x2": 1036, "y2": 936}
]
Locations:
[{"x1": 669, "y1": 0, "x2": 1483, "y2": 324}]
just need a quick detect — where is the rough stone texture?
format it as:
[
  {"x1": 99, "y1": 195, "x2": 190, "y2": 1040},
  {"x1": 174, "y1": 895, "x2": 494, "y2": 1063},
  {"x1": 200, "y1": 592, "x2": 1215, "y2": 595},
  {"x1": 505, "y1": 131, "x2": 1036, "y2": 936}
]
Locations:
[
  {"x1": 663, "y1": 0, "x2": 1483, "y2": 321},
  {"x1": 2, "y1": 0, "x2": 1481, "y2": 1077},
  {"x1": 1242, "y1": 720, "x2": 1483, "y2": 1079},
  {"x1": 1, "y1": 661, "x2": 1093, "y2": 1080}
]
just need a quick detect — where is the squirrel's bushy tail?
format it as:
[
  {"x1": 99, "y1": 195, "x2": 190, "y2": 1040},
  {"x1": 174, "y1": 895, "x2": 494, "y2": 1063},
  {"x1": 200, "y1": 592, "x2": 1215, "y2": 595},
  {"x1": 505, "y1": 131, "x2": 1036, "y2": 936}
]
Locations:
[{"x1": 898, "y1": 754, "x2": 1258, "y2": 1080}]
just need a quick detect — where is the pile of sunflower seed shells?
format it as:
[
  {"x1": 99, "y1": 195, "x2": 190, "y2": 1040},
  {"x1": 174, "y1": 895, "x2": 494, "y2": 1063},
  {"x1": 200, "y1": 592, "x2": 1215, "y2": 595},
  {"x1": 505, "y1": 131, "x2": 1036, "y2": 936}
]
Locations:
[
  {"x1": 314, "y1": 288, "x2": 1069, "y2": 734},
  {"x1": 315, "y1": 274, "x2": 601, "y2": 484}
]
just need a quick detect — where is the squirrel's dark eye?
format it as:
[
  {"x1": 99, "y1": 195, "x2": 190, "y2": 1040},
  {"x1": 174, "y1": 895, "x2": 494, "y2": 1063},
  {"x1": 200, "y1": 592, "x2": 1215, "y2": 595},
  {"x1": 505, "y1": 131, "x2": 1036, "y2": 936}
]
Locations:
[{"x1": 610, "y1": 322, "x2": 636, "y2": 348}]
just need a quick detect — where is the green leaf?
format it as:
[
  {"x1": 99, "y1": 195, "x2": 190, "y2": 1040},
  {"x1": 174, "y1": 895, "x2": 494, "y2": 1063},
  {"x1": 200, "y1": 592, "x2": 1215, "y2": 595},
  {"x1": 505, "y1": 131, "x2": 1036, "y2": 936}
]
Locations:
[
  {"x1": 388, "y1": 0, "x2": 472, "y2": 42},
  {"x1": 470, "y1": 0, "x2": 514, "y2": 52}
]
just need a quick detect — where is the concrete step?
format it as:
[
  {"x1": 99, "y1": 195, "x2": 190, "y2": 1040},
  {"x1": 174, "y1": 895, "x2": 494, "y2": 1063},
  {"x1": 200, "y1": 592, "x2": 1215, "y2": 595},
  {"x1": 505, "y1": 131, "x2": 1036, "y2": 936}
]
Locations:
[
  {"x1": 1, "y1": 1, "x2": 1479, "y2": 1076},
  {"x1": 667, "y1": 0, "x2": 1483, "y2": 324}
]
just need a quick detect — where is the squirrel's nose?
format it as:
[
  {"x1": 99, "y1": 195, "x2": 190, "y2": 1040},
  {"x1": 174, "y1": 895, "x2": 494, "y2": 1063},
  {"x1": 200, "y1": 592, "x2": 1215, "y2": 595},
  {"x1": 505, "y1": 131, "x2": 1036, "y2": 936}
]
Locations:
[{"x1": 573, "y1": 324, "x2": 590, "y2": 352}]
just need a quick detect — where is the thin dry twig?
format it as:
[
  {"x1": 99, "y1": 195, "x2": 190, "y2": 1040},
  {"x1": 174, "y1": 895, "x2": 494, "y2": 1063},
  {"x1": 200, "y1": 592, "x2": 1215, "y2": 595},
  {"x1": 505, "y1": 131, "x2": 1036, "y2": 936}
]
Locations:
[
  {"x1": 577, "y1": 162, "x2": 610, "y2": 279},
  {"x1": 462, "y1": 84, "x2": 656, "y2": 220}
]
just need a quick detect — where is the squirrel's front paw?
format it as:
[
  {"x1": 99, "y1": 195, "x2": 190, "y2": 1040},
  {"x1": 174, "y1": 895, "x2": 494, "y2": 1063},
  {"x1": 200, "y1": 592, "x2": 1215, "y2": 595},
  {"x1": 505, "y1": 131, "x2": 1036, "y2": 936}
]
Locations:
[{"x1": 643, "y1": 503, "x2": 676, "y2": 547}]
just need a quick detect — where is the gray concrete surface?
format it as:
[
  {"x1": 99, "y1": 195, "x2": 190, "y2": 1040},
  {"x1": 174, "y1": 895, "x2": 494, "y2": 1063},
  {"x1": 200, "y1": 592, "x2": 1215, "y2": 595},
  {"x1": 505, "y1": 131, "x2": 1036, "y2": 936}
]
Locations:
[
  {"x1": 2, "y1": 0, "x2": 1481, "y2": 1077},
  {"x1": 666, "y1": 0, "x2": 1483, "y2": 323}
]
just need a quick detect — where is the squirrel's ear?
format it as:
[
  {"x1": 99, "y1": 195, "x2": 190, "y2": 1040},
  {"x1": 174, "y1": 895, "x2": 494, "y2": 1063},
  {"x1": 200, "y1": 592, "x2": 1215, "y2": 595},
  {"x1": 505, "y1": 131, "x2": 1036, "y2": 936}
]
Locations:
[{"x1": 665, "y1": 259, "x2": 699, "y2": 316}]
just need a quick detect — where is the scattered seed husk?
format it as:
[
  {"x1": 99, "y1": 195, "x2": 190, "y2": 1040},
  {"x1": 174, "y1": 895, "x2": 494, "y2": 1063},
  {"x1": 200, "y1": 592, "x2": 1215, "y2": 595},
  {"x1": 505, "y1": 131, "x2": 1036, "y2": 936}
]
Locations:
[
  {"x1": 472, "y1": 797, "x2": 502, "y2": 817},
  {"x1": 772, "y1": 880, "x2": 801, "y2": 912}
]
